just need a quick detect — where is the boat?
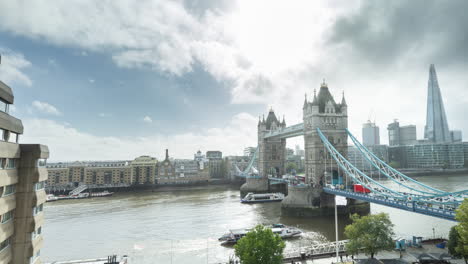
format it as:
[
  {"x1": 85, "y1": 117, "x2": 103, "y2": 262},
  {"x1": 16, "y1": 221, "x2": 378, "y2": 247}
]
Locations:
[
  {"x1": 219, "y1": 224, "x2": 302, "y2": 244},
  {"x1": 241, "y1": 192, "x2": 284, "y2": 203},
  {"x1": 46, "y1": 194, "x2": 60, "y2": 202},
  {"x1": 45, "y1": 191, "x2": 113, "y2": 202}
]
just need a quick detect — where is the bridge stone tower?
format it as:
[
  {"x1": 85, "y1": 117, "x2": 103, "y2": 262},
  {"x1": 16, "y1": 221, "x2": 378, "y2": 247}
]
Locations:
[
  {"x1": 282, "y1": 82, "x2": 368, "y2": 216},
  {"x1": 303, "y1": 82, "x2": 348, "y2": 187},
  {"x1": 241, "y1": 109, "x2": 286, "y2": 194}
]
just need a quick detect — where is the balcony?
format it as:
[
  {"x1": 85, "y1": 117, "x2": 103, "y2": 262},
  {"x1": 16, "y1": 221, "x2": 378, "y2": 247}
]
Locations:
[
  {"x1": 0, "y1": 195, "x2": 15, "y2": 216},
  {"x1": 0, "y1": 245, "x2": 12, "y2": 264},
  {"x1": 0, "y1": 221, "x2": 13, "y2": 242}
]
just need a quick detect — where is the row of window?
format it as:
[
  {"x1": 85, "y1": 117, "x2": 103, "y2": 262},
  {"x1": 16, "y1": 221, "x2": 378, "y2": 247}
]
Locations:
[
  {"x1": 0, "y1": 129, "x2": 19, "y2": 143},
  {"x1": 0, "y1": 158, "x2": 18, "y2": 169},
  {"x1": 0, "y1": 184, "x2": 16, "y2": 197},
  {"x1": 1, "y1": 210, "x2": 14, "y2": 224},
  {"x1": 33, "y1": 203, "x2": 44, "y2": 216},
  {"x1": 0, "y1": 237, "x2": 10, "y2": 252}
]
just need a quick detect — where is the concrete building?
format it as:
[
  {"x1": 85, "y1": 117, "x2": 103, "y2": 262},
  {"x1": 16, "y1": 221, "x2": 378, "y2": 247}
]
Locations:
[
  {"x1": 362, "y1": 120, "x2": 380, "y2": 146},
  {"x1": 387, "y1": 120, "x2": 417, "y2": 146},
  {"x1": 424, "y1": 64, "x2": 451, "y2": 143},
  {"x1": 1, "y1": 77, "x2": 49, "y2": 262}
]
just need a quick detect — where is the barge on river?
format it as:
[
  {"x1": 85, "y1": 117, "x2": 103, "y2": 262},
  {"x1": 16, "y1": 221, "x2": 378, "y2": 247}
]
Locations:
[{"x1": 241, "y1": 192, "x2": 284, "y2": 203}]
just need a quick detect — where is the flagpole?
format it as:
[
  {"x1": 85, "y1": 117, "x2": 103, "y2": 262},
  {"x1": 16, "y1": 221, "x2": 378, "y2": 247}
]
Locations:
[{"x1": 335, "y1": 195, "x2": 339, "y2": 263}]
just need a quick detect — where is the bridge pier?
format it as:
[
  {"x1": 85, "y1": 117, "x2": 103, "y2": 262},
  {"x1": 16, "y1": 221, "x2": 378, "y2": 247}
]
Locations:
[
  {"x1": 281, "y1": 185, "x2": 370, "y2": 217},
  {"x1": 240, "y1": 177, "x2": 269, "y2": 197}
]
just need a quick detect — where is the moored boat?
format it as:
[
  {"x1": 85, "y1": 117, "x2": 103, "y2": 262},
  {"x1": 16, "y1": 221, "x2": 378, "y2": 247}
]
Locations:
[{"x1": 241, "y1": 192, "x2": 284, "y2": 203}]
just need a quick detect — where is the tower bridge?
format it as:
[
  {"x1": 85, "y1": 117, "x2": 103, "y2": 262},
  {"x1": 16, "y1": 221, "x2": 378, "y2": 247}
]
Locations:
[{"x1": 235, "y1": 81, "x2": 467, "y2": 221}]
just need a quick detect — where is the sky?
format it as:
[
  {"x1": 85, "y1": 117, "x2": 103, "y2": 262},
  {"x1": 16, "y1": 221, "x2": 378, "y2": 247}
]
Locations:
[{"x1": 0, "y1": 0, "x2": 467, "y2": 161}]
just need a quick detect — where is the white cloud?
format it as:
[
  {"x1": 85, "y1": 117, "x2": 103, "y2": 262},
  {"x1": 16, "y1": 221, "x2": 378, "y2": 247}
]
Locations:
[
  {"x1": 20, "y1": 112, "x2": 257, "y2": 161},
  {"x1": 143, "y1": 116, "x2": 152, "y2": 123},
  {"x1": 1, "y1": 0, "x2": 466, "y2": 144},
  {"x1": 0, "y1": 47, "x2": 32, "y2": 86},
  {"x1": 88, "y1": 79, "x2": 95, "y2": 83},
  {"x1": 32, "y1": 100, "x2": 62, "y2": 116}
]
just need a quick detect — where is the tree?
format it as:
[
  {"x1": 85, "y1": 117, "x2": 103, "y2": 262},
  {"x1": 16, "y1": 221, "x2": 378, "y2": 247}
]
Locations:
[
  {"x1": 234, "y1": 225, "x2": 286, "y2": 264},
  {"x1": 345, "y1": 213, "x2": 395, "y2": 259},
  {"x1": 455, "y1": 199, "x2": 468, "y2": 264},
  {"x1": 388, "y1": 161, "x2": 400, "y2": 169},
  {"x1": 286, "y1": 162, "x2": 297, "y2": 174}
]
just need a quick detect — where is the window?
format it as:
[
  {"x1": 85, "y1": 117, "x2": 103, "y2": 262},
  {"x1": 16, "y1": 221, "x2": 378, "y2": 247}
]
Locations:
[
  {"x1": 3, "y1": 184, "x2": 15, "y2": 196},
  {"x1": 0, "y1": 158, "x2": 6, "y2": 169},
  {"x1": 1, "y1": 210, "x2": 13, "y2": 223},
  {"x1": 2, "y1": 130, "x2": 8, "y2": 141},
  {"x1": 0, "y1": 100, "x2": 8, "y2": 113},
  {"x1": 8, "y1": 132, "x2": 18, "y2": 143},
  {"x1": 0, "y1": 237, "x2": 10, "y2": 252},
  {"x1": 33, "y1": 203, "x2": 44, "y2": 216},
  {"x1": 32, "y1": 226, "x2": 42, "y2": 239},
  {"x1": 34, "y1": 181, "x2": 45, "y2": 191},
  {"x1": 37, "y1": 159, "x2": 47, "y2": 167},
  {"x1": 6, "y1": 159, "x2": 16, "y2": 169}
]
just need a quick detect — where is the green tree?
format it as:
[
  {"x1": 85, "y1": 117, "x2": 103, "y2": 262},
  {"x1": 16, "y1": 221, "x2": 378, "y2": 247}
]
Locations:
[
  {"x1": 234, "y1": 225, "x2": 285, "y2": 264},
  {"x1": 286, "y1": 162, "x2": 297, "y2": 173},
  {"x1": 455, "y1": 199, "x2": 468, "y2": 264},
  {"x1": 388, "y1": 161, "x2": 400, "y2": 169},
  {"x1": 345, "y1": 213, "x2": 395, "y2": 259}
]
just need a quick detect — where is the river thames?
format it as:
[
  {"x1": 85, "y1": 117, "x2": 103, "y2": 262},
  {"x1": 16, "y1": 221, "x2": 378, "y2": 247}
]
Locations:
[{"x1": 41, "y1": 175, "x2": 467, "y2": 263}]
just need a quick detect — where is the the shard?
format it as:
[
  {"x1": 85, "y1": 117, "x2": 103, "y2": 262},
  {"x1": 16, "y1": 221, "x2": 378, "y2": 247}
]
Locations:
[{"x1": 424, "y1": 64, "x2": 451, "y2": 143}]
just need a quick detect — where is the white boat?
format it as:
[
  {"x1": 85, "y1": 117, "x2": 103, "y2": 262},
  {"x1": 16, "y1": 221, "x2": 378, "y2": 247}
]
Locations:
[
  {"x1": 219, "y1": 224, "x2": 302, "y2": 244},
  {"x1": 46, "y1": 194, "x2": 59, "y2": 202},
  {"x1": 241, "y1": 192, "x2": 284, "y2": 203}
]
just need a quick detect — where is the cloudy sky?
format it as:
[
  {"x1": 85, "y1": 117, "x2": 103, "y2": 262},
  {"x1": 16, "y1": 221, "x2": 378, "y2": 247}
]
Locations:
[{"x1": 0, "y1": 0, "x2": 467, "y2": 161}]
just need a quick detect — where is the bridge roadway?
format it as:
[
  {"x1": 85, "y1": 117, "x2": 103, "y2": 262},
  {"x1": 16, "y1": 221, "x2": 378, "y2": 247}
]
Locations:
[{"x1": 323, "y1": 187, "x2": 457, "y2": 221}]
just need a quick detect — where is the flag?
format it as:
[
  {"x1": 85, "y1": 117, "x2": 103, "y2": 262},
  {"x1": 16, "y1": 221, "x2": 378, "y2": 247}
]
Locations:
[
  {"x1": 133, "y1": 244, "x2": 144, "y2": 251},
  {"x1": 335, "y1": 195, "x2": 347, "y2": 206}
]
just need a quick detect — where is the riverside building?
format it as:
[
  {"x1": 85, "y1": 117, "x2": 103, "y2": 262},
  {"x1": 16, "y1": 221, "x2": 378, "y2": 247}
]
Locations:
[
  {"x1": 46, "y1": 150, "x2": 210, "y2": 190},
  {"x1": 1, "y1": 75, "x2": 49, "y2": 262}
]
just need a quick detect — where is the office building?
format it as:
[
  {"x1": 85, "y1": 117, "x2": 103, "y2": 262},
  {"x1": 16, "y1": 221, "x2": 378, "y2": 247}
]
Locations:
[
  {"x1": 387, "y1": 120, "x2": 417, "y2": 146},
  {"x1": 389, "y1": 143, "x2": 464, "y2": 169},
  {"x1": 362, "y1": 120, "x2": 380, "y2": 146},
  {"x1": 1, "y1": 76, "x2": 49, "y2": 262},
  {"x1": 424, "y1": 64, "x2": 451, "y2": 143},
  {"x1": 450, "y1": 130, "x2": 462, "y2": 143}
]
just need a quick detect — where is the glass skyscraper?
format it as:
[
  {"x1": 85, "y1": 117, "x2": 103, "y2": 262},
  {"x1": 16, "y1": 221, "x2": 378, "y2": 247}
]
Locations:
[{"x1": 424, "y1": 64, "x2": 451, "y2": 143}]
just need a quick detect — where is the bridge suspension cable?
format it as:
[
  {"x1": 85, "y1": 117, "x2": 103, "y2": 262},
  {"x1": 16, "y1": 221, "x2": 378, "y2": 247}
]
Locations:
[
  {"x1": 346, "y1": 128, "x2": 446, "y2": 196},
  {"x1": 317, "y1": 128, "x2": 406, "y2": 199}
]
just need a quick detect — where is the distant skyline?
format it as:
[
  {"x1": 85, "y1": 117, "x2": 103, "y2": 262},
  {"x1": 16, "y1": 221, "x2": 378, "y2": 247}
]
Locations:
[{"x1": 0, "y1": 1, "x2": 467, "y2": 161}]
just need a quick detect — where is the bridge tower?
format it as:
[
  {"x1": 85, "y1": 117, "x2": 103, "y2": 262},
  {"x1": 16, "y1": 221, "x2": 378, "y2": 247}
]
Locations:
[
  {"x1": 282, "y1": 81, "x2": 369, "y2": 216},
  {"x1": 303, "y1": 81, "x2": 348, "y2": 187},
  {"x1": 240, "y1": 109, "x2": 286, "y2": 194}
]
